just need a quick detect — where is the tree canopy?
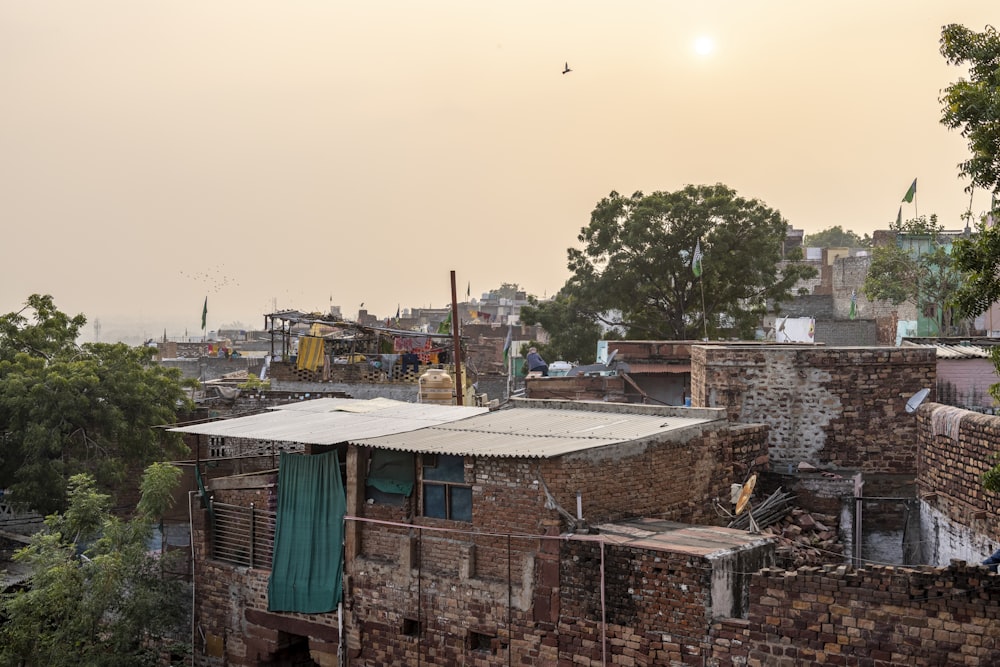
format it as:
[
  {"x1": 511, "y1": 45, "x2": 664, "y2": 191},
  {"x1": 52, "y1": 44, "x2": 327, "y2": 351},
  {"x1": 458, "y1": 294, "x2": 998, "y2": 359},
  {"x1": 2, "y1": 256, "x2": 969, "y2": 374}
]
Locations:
[
  {"x1": 863, "y1": 216, "x2": 968, "y2": 335},
  {"x1": 0, "y1": 472, "x2": 190, "y2": 666},
  {"x1": 803, "y1": 226, "x2": 870, "y2": 248},
  {"x1": 940, "y1": 23, "x2": 1000, "y2": 322},
  {"x1": 556, "y1": 184, "x2": 815, "y2": 340},
  {"x1": 518, "y1": 291, "x2": 618, "y2": 364},
  {"x1": 0, "y1": 295, "x2": 193, "y2": 514},
  {"x1": 939, "y1": 24, "x2": 1000, "y2": 194}
]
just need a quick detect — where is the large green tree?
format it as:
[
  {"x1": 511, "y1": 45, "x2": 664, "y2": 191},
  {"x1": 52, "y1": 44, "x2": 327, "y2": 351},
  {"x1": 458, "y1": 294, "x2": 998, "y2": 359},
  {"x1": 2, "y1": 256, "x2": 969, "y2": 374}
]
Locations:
[
  {"x1": 863, "y1": 215, "x2": 968, "y2": 335},
  {"x1": 0, "y1": 472, "x2": 190, "y2": 666},
  {"x1": 560, "y1": 184, "x2": 816, "y2": 340},
  {"x1": 0, "y1": 295, "x2": 192, "y2": 514}
]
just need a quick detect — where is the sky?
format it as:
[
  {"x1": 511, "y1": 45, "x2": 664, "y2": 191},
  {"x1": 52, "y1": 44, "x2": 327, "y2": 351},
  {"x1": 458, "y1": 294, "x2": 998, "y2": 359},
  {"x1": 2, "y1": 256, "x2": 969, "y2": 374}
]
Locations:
[{"x1": 2, "y1": 2, "x2": 997, "y2": 343}]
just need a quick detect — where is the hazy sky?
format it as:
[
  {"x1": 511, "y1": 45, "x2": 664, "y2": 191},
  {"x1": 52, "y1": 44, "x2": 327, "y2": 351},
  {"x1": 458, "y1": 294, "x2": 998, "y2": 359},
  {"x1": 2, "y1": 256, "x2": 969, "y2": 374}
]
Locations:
[{"x1": 2, "y1": 2, "x2": 997, "y2": 342}]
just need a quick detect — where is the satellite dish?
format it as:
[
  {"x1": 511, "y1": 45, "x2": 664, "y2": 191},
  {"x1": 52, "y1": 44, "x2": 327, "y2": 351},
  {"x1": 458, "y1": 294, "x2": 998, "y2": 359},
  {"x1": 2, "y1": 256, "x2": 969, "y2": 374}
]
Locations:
[
  {"x1": 606, "y1": 349, "x2": 619, "y2": 366},
  {"x1": 734, "y1": 473, "x2": 757, "y2": 516},
  {"x1": 905, "y1": 388, "x2": 930, "y2": 414}
]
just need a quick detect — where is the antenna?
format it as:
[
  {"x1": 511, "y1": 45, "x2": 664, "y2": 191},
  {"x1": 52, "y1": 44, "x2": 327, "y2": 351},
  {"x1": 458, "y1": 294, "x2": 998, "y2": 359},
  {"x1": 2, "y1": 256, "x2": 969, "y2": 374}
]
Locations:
[
  {"x1": 905, "y1": 388, "x2": 930, "y2": 414},
  {"x1": 734, "y1": 473, "x2": 759, "y2": 534}
]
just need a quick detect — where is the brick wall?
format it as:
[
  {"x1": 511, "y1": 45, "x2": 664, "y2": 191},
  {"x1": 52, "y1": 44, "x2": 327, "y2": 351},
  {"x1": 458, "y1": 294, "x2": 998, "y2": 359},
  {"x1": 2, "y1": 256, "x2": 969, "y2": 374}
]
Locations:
[
  {"x1": 344, "y1": 417, "x2": 769, "y2": 665},
  {"x1": 916, "y1": 403, "x2": 1000, "y2": 544},
  {"x1": 710, "y1": 561, "x2": 1000, "y2": 666},
  {"x1": 693, "y1": 345, "x2": 936, "y2": 472}
]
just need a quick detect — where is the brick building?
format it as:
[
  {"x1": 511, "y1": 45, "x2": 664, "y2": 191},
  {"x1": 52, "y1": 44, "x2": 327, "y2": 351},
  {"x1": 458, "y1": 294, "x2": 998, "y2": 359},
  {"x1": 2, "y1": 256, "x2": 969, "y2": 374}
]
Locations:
[
  {"x1": 175, "y1": 398, "x2": 772, "y2": 665},
  {"x1": 172, "y1": 347, "x2": 1000, "y2": 667}
]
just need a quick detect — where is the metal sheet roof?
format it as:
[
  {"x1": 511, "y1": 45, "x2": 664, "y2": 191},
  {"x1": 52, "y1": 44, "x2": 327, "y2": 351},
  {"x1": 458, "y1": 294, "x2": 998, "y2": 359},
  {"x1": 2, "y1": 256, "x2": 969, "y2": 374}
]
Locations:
[
  {"x1": 169, "y1": 398, "x2": 489, "y2": 445},
  {"x1": 901, "y1": 341, "x2": 993, "y2": 359},
  {"x1": 354, "y1": 408, "x2": 713, "y2": 458}
]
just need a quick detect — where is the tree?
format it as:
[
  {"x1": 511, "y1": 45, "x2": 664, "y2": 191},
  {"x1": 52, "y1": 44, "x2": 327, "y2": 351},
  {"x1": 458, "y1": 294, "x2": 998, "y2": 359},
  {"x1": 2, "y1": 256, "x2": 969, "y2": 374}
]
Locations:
[
  {"x1": 489, "y1": 283, "x2": 522, "y2": 301},
  {"x1": 939, "y1": 24, "x2": 1000, "y2": 194},
  {"x1": 803, "y1": 226, "x2": 870, "y2": 248},
  {"x1": 939, "y1": 24, "x2": 1000, "y2": 489},
  {"x1": 940, "y1": 23, "x2": 1000, "y2": 321},
  {"x1": 561, "y1": 184, "x2": 816, "y2": 340},
  {"x1": 863, "y1": 216, "x2": 967, "y2": 335},
  {"x1": 0, "y1": 295, "x2": 193, "y2": 514},
  {"x1": 0, "y1": 472, "x2": 190, "y2": 666},
  {"x1": 518, "y1": 290, "x2": 618, "y2": 364}
]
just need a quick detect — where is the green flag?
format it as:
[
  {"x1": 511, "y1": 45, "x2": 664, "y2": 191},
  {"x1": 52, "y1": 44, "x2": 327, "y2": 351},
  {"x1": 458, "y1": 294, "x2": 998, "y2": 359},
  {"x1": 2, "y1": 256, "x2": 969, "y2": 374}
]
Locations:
[
  {"x1": 201, "y1": 297, "x2": 208, "y2": 330},
  {"x1": 692, "y1": 240, "x2": 703, "y2": 278},
  {"x1": 902, "y1": 178, "x2": 917, "y2": 203},
  {"x1": 437, "y1": 310, "x2": 452, "y2": 335}
]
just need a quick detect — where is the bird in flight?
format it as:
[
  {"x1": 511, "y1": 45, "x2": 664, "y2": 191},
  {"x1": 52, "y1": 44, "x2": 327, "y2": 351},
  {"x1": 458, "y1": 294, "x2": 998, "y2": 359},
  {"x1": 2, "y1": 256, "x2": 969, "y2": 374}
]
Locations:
[{"x1": 562, "y1": 62, "x2": 571, "y2": 74}]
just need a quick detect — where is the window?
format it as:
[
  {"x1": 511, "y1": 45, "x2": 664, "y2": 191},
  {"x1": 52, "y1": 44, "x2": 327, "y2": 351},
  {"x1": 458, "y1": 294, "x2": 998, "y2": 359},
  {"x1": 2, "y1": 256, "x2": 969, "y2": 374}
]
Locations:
[
  {"x1": 468, "y1": 630, "x2": 496, "y2": 654},
  {"x1": 402, "y1": 618, "x2": 421, "y2": 637},
  {"x1": 365, "y1": 449, "x2": 415, "y2": 506},
  {"x1": 422, "y1": 454, "x2": 472, "y2": 522}
]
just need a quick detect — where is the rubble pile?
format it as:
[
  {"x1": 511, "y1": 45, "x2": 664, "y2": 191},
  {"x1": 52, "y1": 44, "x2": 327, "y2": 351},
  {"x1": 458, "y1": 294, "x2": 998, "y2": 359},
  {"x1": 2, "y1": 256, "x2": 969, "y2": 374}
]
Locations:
[{"x1": 764, "y1": 509, "x2": 844, "y2": 568}]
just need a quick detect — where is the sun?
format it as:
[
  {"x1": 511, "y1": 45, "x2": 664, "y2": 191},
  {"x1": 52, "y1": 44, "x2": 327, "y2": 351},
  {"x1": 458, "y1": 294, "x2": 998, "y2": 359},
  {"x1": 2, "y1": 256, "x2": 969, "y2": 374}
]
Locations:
[{"x1": 694, "y1": 36, "x2": 715, "y2": 56}]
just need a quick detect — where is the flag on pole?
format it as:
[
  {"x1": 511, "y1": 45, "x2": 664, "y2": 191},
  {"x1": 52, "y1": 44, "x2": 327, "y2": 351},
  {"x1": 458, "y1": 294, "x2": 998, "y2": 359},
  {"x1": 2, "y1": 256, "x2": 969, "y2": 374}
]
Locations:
[
  {"x1": 692, "y1": 240, "x2": 703, "y2": 277},
  {"x1": 201, "y1": 297, "x2": 208, "y2": 330},
  {"x1": 502, "y1": 323, "x2": 513, "y2": 369},
  {"x1": 902, "y1": 178, "x2": 917, "y2": 203},
  {"x1": 849, "y1": 290, "x2": 857, "y2": 320},
  {"x1": 896, "y1": 206, "x2": 902, "y2": 226},
  {"x1": 437, "y1": 310, "x2": 452, "y2": 334},
  {"x1": 466, "y1": 282, "x2": 471, "y2": 299}
]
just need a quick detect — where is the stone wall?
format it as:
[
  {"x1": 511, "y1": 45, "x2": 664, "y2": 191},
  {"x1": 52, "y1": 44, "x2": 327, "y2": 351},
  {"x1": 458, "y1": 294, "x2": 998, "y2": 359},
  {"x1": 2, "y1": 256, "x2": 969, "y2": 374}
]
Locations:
[{"x1": 692, "y1": 345, "x2": 936, "y2": 472}]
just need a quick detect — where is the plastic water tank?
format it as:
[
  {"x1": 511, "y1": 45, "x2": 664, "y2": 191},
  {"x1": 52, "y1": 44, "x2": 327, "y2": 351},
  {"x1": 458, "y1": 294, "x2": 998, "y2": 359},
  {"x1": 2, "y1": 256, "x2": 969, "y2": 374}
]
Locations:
[
  {"x1": 418, "y1": 368, "x2": 454, "y2": 405},
  {"x1": 548, "y1": 361, "x2": 573, "y2": 377}
]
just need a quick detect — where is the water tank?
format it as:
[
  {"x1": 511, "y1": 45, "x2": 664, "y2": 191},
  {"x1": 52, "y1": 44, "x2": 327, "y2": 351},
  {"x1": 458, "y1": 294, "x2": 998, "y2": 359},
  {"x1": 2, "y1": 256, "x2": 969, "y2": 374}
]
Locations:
[
  {"x1": 418, "y1": 368, "x2": 454, "y2": 405},
  {"x1": 548, "y1": 361, "x2": 573, "y2": 377}
]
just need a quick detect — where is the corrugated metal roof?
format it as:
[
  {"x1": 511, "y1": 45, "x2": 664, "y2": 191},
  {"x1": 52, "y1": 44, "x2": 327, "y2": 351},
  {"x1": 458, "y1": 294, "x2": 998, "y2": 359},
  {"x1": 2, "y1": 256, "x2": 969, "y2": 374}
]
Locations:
[
  {"x1": 901, "y1": 342, "x2": 993, "y2": 359},
  {"x1": 354, "y1": 408, "x2": 713, "y2": 458},
  {"x1": 169, "y1": 398, "x2": 489, "y2": 445}
]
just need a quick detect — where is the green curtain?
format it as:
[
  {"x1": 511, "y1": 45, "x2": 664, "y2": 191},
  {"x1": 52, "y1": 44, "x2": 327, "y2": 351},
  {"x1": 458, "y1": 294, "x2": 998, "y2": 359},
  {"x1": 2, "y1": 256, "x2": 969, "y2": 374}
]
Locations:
[
  {"x1": 366, "y1": 449, "x2": 415, "y2": 495},
  {"x1": 267, "y1": 450, "x2": 345, "y2": 613}
]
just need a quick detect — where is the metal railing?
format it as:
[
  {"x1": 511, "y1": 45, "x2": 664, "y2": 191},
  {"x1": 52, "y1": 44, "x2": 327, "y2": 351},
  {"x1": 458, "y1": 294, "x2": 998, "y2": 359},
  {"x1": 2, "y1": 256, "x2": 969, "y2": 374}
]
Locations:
[{"x1": 209, "y1": 500, "x2": 276, "y2": 569}]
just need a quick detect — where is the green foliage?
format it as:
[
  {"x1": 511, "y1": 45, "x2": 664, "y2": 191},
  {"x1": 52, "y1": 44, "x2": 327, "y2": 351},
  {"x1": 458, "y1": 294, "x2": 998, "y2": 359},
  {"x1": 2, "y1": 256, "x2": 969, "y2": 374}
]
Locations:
[
  {"x1": 863, "y1": 216, "x2": 967, "y2": 334},
  {"x1": 983, "y1": 450, "x2": 1000, "y2": 493},
  {"x1": 951, "y1": 217, "x2": 1000, "y2": 320},
  {"x1": 803, "y1": 226, "x2": 870, "y2": 248},
  {"x1": 237, "y1": 374, "x2": 271, "y2": 391},
  {"x1": 939, "y1": 24, "x2": 1000, "y2": 194},
  {"x1": 0, "y1": 472, "x2": 190, "y2": 666},
  {"x1": 0, "y1": 295, "x2": 192, "y2": 514},
  {"x1": 489, "y1": 283, "x2": 522, "y2": 301},
  {"x1": 939, "y1": 24, "x2": 1000, "y2": 493},
  {"x1": 562, "y1": 184, "x2": 817, "y2": 340},
  {"x1": 0, "y1": 294, "x2": 87, "y2": 363},
  {"x1": 519, "y1": 291, "x2": 616, "y2": 364},
  {"x1": 137, "y1": 462, "x2": 183, "y2": 524}
]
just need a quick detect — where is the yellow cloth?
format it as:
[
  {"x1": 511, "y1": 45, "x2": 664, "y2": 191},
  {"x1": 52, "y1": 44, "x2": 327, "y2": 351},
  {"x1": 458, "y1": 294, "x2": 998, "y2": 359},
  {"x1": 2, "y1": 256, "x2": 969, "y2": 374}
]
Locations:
[{"x1": 297, "y1": 336, "x2": 325, "y2": 371}]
